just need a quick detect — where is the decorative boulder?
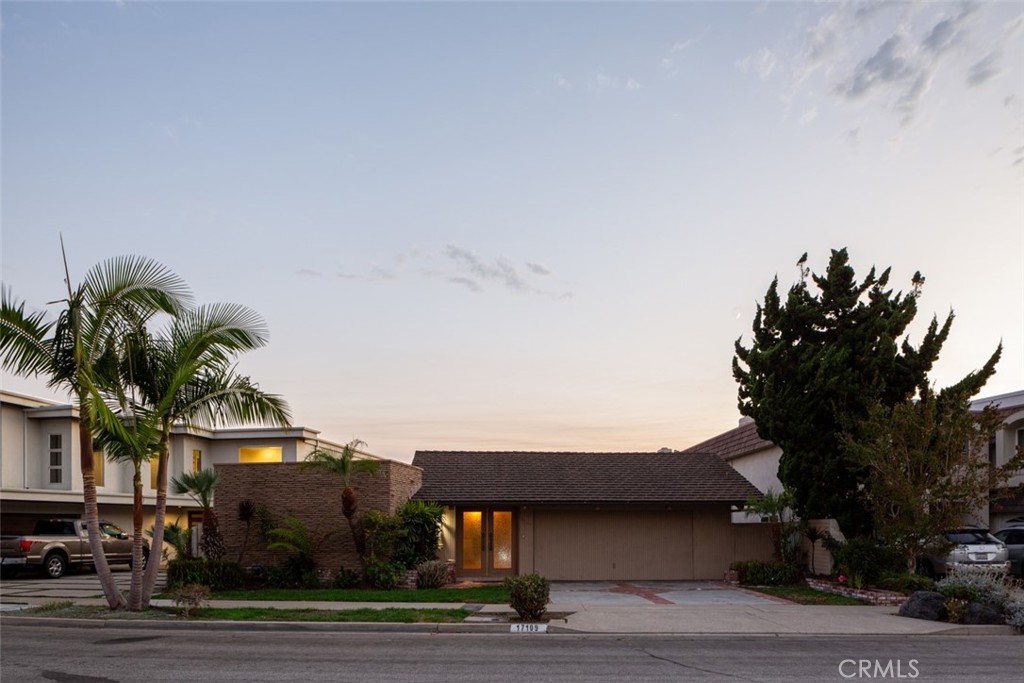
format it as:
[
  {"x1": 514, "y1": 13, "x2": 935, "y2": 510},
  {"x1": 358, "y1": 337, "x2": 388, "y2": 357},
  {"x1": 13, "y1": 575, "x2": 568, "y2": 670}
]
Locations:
[
  {"x1": 898, "y1": 591, "x2": 948, "y2": 621},
  {"x1": 963, "y1": 602, "x2": 1005, "y2": 625}
]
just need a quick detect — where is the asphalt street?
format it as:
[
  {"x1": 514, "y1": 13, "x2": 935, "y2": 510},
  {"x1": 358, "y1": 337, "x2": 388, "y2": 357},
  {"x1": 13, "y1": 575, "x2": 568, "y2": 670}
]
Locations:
[{"x1": 2, "y1": 625, "x2": 1021, "y2": 683}]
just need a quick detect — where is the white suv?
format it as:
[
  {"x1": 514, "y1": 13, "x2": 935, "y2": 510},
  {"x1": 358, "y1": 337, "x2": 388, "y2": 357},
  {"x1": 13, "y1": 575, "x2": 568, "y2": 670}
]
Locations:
[{"x1": 919, "y1": 529, "x2": 1011, "y2": 578}]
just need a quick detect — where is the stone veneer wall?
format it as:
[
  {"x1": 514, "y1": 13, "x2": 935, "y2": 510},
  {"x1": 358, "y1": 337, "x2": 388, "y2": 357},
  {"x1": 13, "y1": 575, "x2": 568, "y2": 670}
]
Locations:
[
  {"x1": 805, "y1": 577, "x2": 907, "y2": 606},
  {"x1": 215, "y1": 460, "x2": 422, "y2": 574}
]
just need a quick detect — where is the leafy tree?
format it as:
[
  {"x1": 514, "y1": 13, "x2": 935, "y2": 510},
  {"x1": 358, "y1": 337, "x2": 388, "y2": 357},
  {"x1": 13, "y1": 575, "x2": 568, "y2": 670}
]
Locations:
[
  {"x1": 300, "y1": 440, "x2": 381, "y2": 559},
  {"x1": 172, "y1": 469, "x2": 226, "y2": 560},
  {"x1": 733, "y1": 248, "x2": 958, "y2": 536},
  {"x1": 0, "y1": 250, "x2": 190, "y2": 609},
  {"x1": 847, "y1": 366, "x2": 1024, "y2": 573}
]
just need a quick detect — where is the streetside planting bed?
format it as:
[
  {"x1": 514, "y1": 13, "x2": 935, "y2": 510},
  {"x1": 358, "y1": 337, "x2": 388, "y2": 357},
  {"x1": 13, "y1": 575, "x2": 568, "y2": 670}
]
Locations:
[
  {"x1": 744, "y1": 585, "x2": 869, "y2": 606},
  {"x1": 805, "y1": 578, "x2": 906, "y2": 606}
]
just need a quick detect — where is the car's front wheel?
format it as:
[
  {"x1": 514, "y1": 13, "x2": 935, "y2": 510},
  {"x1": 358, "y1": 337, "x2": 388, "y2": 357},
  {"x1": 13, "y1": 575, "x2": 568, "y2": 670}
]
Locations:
[{"x1": 42, "y1": 553, "x2": 67, "y2": 579}]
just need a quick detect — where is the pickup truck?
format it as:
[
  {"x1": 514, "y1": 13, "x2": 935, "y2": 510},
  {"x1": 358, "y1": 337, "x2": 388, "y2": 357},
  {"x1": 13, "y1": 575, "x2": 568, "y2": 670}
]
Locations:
[{"x1": 0, "y1": 519, "x2": 149, "y2": 579}]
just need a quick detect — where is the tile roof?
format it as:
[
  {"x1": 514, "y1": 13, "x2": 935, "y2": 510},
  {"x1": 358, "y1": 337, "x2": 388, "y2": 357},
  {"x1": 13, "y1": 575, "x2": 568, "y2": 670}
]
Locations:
[
  {"x1": 411, "y1": 451, "x2": 762, "y2": 505},
  {"x1": 680, "y1": 420, "x2": 775, "y2": 461}
]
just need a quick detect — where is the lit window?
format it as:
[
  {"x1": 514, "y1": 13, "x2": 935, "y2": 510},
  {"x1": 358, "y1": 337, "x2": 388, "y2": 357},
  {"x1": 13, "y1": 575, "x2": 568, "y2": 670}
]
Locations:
[
  {"x1": 239, "y1": 447, "x2": 283, "y2": 464},
  {"x1": 192, "y1": 449, "x2": 202, "y2": 473},
  {"x1": 48, "y1": 434, "x2": 63, "y2": 484},
  {"x1": 92, "y1": 444, "x2": 105, "y2": 488}
]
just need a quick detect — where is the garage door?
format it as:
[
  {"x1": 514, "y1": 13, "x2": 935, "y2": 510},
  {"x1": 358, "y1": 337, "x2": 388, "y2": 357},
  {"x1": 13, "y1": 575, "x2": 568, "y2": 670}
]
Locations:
[{"x1": 532, "y1": 509, "x2": 694, "y2": 580}]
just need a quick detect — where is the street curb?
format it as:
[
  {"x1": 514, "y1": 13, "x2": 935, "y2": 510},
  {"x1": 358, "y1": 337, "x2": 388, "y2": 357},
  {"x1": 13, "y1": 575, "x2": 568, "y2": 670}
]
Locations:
[
  {"x1": 0, "y1": 615, "x2": 514, "y2": 634},
  {"x1": 2, "y1": 614, "x2": 1016, "y2": 636}
]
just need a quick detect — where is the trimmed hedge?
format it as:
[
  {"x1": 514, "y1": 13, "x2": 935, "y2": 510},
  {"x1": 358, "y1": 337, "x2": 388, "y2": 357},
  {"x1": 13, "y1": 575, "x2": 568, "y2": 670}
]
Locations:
[
  {"x1": 167, "y1": 559, "x2": 245, "y2": 591},
  {"x1": 735, "y1": 560, "x2": 800, "y2": 586}
]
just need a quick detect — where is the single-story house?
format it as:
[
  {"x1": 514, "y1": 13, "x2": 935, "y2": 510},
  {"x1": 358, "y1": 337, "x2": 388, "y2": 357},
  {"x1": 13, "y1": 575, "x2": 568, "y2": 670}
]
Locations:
[{"x1": 412, "y1": 450, "x2": 773, "y2": 581}]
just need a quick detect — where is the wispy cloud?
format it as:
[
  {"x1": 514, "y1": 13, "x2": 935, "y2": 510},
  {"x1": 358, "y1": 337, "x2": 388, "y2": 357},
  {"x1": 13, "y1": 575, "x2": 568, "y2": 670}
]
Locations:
[
  {"x1": 966, "y1": 51, "x2": 1001, "y2": 86},
  {"x1": 553, "y1": 73, "x2": 571, "y2": 89},
  {"x1": 737, "y1": 48, "x2": 778, "y2": 81},
  {"x1": 315, "y1": 245, "x2": 572, "y2": 298}
]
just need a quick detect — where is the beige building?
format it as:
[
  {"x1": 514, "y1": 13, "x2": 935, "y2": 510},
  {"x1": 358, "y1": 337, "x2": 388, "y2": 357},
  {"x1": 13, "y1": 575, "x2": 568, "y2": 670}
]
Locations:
[{"x1": 0, "y1": 390, "x2": 364, "y2": 536}]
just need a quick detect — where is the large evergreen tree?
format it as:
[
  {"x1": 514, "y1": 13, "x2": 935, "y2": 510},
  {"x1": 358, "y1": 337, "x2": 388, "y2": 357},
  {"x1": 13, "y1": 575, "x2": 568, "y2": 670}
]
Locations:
[{"x1": 732, "y1": 248, "x2": 958, "y2": 536}]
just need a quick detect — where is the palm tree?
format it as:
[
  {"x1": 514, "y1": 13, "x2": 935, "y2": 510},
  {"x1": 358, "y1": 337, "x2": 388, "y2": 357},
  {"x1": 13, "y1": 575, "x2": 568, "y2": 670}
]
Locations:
[
  {"x1": 0, "y1": 249, "x2": 190, "y2": 609},
  {"x1": 115, "y1": 304, "x2": 290, "y2": 607},
  {"x1": 91, "y1": 398, "x2": 163, "y2": 610},
  {"x1": 300, "y1": 440, "x2": 380, "y2": 559},
  {"x1": 171, "y1": 469, "x2": 225, "y2": 560}
]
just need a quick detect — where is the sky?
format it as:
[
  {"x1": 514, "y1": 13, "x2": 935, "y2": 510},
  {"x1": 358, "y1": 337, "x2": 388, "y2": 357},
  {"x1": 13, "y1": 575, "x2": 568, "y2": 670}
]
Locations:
[{"x1": 2, "y1": 1, "x2": 1022, "y2": 463}]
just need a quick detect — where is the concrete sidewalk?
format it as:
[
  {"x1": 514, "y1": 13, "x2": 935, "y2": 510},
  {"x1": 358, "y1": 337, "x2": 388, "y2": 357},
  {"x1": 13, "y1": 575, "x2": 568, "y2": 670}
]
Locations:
[{"x1": 1, "y1": 597, "x2": 1014, "y2": 636}]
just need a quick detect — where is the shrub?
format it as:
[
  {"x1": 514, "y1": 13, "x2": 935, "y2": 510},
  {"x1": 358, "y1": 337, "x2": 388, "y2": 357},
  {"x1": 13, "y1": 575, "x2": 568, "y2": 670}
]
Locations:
[
  {"x1": 737, "y1": 560, "x2": 800, "y2": 586},
  {"x1": 265, "y1": 555, "x2": 319, "y2": 589},
  {"x1": 944, "y1": 598, "x2": 969, "y2": 624},
  {"x1": 170, "y1": 583, "x2": 211, "y2": 618},
  {"x1": 936, "y1": 565, "x2": 1011, "y2": 609},
  {"x1": 1004, "y1": 595, "x2": 1024, "y2": 634},
  {"x1": 822, "y1": 535, "x2": 901, "y2": 586},
  {"x1": 363, "y1": 510, "x2": 406, "y2": 565},
  {"x1": 416, "y1": 559, "x2": 450, "y2": 589},
  {"x1": 395, "y1": 501, "x2": 444, "y2": 568},
  {"x1": 364, "y1": 557, "x2": 400, "y2": 590},
  {"x1": 333, "y1": 567, "x2": 361, "y2": 589},
  {"x1": 167, "y1": 559, "x2": 245, "y2": 591},
  {"x1": 504, "y1": 574, "x2": 550, "y2": 620},
  {"x1": 876, "y1": 573, "x2": 936, "y2": 595}
]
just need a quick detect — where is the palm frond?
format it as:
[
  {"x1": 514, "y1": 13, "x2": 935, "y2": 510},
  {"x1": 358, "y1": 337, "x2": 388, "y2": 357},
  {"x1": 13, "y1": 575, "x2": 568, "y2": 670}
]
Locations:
[{"x1": 0, "y1": 287, "x2": 57, "y2": 378}]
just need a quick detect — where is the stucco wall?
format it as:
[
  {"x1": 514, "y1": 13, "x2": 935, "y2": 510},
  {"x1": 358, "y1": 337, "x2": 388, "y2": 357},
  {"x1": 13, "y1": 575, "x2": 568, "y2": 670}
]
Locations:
[{"x1": 215, "y1": 460, "x2": 422, "y2": 572}]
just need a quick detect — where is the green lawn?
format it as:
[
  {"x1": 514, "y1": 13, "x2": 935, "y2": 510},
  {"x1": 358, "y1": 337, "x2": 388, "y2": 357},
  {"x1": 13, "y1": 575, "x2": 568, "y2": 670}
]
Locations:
[
  {"x1": 190, "y1": 607, "x2": 471, "y2": 622},
  {"x1": 13, "y1": 603, "x2": 470, "y2": 623},
  {"x1": 744, "y1": 585, "x2": 869, "y2": 606},
  {"x1": 208, "y1": 585, "x2": 509, "y2": 604}
]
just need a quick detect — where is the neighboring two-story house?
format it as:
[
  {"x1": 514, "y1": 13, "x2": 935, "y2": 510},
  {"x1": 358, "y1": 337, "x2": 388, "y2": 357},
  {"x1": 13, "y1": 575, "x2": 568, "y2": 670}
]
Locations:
[
  {"x1": 0, "y1": 389, "x2": 365, "y2": 535},
  {"x1": 685, "y1": 389, "x2": 1024, "y2": 535}
]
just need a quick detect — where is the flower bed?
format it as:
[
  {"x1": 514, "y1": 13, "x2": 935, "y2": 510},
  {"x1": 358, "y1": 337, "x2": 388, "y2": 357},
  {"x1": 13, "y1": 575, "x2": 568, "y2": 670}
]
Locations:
[{"x1": 805, "y1": 578, "x2": 906, "y2": 606}]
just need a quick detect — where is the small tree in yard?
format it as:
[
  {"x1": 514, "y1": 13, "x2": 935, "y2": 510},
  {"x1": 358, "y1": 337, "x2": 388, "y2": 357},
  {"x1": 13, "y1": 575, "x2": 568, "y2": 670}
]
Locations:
[
  {"x1": 847, "y1": 361, "x2": 1024, "y2": 574},
  {"x1": 172, "y1": 469, "x2": 226, "y2": 559},
  {"x1": 300, "y1": 440, "x2": 380, "y2": 560},
  {"x1": 744, "y1": 488, "x2": 801, "y2": 564}
]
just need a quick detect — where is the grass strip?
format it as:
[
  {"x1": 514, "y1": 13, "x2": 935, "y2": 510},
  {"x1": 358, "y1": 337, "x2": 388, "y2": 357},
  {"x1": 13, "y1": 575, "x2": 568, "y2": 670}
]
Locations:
[
  {"x1": 208, "y1": 586, "x2": 509, "y2": 604},
  {"x1": 12, "y1": 604, "x2": 470, "y2": 623},
  {"x1": 744, "y1": 585, "x2": 869, "y2": 605},
  {"x1": 190, "y1": 607, "x2": 471, "y2": 622}
]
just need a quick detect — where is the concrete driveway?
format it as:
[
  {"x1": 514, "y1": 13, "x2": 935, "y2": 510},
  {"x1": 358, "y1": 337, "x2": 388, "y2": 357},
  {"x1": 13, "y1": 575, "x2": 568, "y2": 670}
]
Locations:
[
  {"x1": 0, "y1": 565, "x2": 162, "y2": 604},
  {"x1": 548, "y1": 581, "x2": 785, "y2": 607}
]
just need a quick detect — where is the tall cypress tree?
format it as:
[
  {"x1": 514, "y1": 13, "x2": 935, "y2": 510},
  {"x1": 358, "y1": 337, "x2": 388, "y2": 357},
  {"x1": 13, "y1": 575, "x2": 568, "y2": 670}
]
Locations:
[{"x1": 732, "y1": 248, "x2": 954, "y2": 537}]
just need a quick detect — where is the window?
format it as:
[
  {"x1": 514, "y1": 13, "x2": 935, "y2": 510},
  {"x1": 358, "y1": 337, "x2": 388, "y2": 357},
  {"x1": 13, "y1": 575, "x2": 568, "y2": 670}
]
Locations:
[
  {"x1": 239, "y1": 447, "x2": 282, "y2": 464},
  {"x1": 988, "y1": 438, "x2": 997, "y2": 470},
  {"x1": 92, "y1": 443, "x2": 105, "y2": 488},
  {"x1": 1017, "y1": 429, "x2": 1024, "y2": 449},
  {"x1": 192, "y1": 449, "x2": 202, "y2": 473},
  {"x1": 48, "y1": 434, "x2": 63, "y2": 484}
]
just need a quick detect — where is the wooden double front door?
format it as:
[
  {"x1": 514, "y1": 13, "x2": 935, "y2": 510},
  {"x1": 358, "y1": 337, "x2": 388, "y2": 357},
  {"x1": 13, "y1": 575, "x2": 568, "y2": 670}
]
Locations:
[{"x1": 456, "y1": 508, "x2": 516, "y2": 578}]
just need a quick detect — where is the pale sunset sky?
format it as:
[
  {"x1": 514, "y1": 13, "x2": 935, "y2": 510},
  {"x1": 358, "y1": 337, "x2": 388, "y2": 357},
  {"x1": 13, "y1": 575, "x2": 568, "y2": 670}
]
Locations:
[{"x1": 2, "y1": 1, "x2": 1022, "y2": 462}]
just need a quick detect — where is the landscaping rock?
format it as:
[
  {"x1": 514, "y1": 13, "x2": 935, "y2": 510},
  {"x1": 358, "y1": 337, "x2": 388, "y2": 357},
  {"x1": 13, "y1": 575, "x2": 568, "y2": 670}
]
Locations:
[
  {"x1": 898, "y1": 591, "x2": 947, "y2": 621},
  {"x1": 963, "y1": 602, "x2": 1005, "y2": 625}
]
